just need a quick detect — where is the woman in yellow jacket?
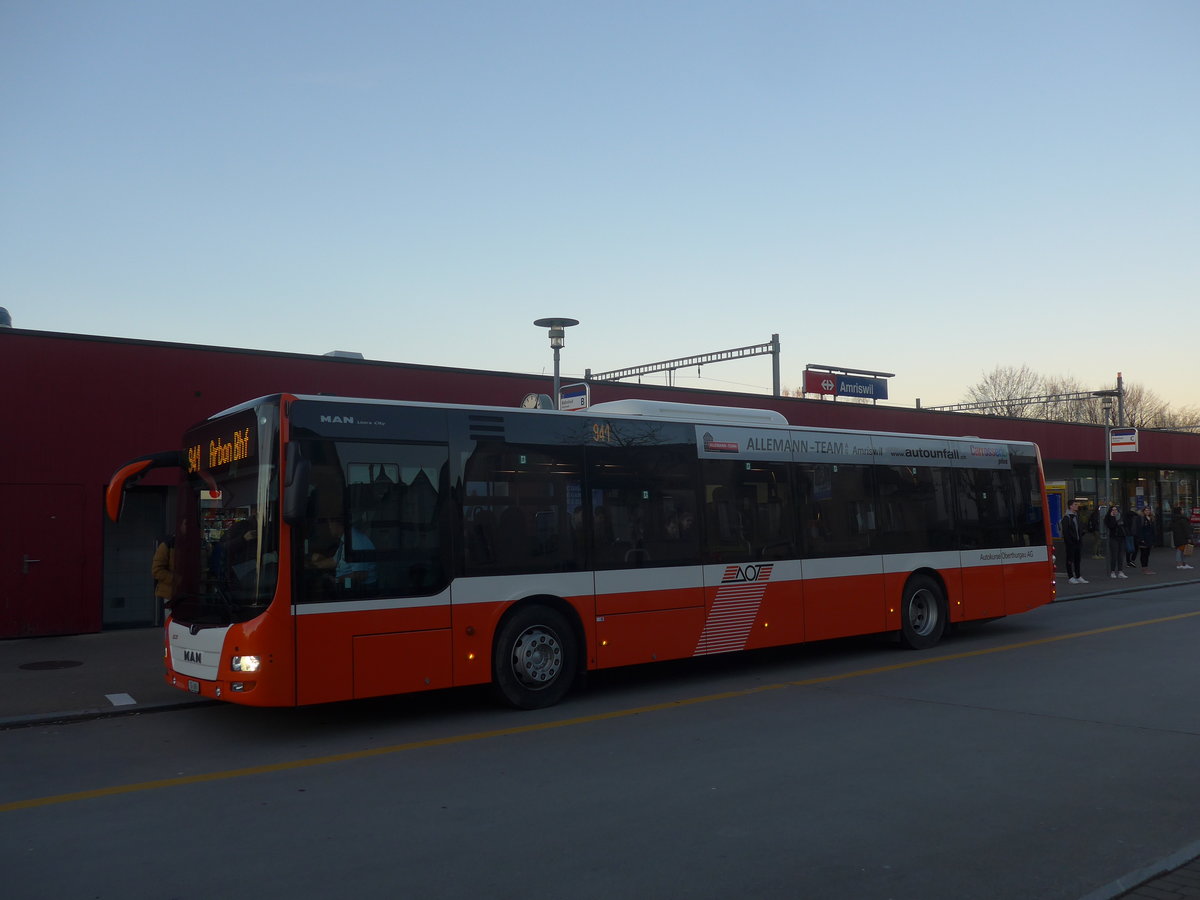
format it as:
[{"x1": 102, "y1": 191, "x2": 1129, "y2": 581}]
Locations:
[{"x1": 152, "y1": 537, "x2": 174, "y2": 617}]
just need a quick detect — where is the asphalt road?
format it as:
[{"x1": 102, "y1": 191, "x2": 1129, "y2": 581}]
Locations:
[{"x1": 3, "y1": 584, "x2": 1199, "y2": 900}]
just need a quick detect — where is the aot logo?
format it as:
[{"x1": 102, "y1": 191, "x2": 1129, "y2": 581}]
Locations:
[{"x1": 721, "y1": 563, "x2": 774, "y2": 584}]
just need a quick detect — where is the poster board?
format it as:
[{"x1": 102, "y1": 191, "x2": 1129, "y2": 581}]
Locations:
[{"x1": 1045, "y1": 482, "x2": 1068, "y2": 538}]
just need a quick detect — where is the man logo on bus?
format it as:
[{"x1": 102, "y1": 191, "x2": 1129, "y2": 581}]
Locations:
[{"x1": 721, "y1": 563, "x2": 774, "y2": 584}]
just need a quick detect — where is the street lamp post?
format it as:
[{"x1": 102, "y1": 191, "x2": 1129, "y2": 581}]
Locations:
[
  {"x1": 533, "y1": 317, "x2": 579, "y2": 408},
  {"x1": 1094, "y1": 390, "x2": 1119, "y2": 507},
  {"x1": 1103, "y1": 396, "x2": 1112, "y2": 506}
]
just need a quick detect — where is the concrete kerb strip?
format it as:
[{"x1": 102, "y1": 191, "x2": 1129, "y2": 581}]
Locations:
[
  {"x1": 0, "y1": 698, "x2": 216, "y2": 731},
  {"x1": 1052, "y1": 575, "x2": 1200, "y2": 603},
  {"x1": 1079, "y1": 837, "x2": 1200, "y2": 900}
]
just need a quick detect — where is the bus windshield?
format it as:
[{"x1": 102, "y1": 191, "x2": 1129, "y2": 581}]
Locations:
[{"x1": 173, "y1": 404, "x2": 280, "y2": 626}]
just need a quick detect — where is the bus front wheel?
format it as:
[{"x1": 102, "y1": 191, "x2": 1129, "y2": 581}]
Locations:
[
  {"x1": 899, "y1": 575, "x2": 946, "y2": 650},
  {"x1": 492, "y1": 605, "x2": 577, "y2": 709}
]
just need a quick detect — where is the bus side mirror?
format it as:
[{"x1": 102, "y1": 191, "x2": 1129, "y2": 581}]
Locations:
[
  {"x1": 283, "y1": 446, "x2": 311, "y2": 525},
  {"x1": 105, "y1": 451, "x2": 185, "y2": 522}
]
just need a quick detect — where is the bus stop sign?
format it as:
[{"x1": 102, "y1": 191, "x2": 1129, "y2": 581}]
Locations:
[
  {"x1": 558, "y1": 383, "x2": 589, "y2": 411},
  {"x1": 1110, "y1": 428, "x2": 1138, "y2": 453}
]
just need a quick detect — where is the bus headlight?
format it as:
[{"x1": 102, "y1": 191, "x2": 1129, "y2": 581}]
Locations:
[{"x1": 231, "y1": 655, "x2": 261, "y2": 673}]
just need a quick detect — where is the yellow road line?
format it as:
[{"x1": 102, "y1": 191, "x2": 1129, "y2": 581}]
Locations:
[{"x1": 5, "y1": 609, "x2": 1199, "y2": 813}]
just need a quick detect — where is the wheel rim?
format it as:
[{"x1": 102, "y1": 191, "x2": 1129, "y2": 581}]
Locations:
[
  {"x1": 509, "y1": 625, "x2": 563, "y2": 690},
  {"x1": 907, "y1": 588, "x2": 939, "y2": 637}
]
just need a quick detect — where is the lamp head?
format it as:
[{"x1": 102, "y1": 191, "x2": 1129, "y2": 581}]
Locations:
[{"x1": 533, "y1": 317, "x2": 579, "y2": 350}]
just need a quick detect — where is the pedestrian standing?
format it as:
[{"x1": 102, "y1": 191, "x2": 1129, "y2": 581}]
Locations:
[
  {"x1": 1105, "y1": 506, "x2": 1128, "y2": 579},
  {"x1": 1134, "y1": 507, "x2": 1157, "y2": 575},
  {"x1": 152, "y1": 535, "x2": 174, "y2": 619},
  {"x1": 1170, "y1": 506, "x2": 1194, "y2": 570},
  {"x1": 1087, "y1": 507, "x2": 1104, "y2": 558},
  {"x1": 1123, "y1": 507, "x2": 1139, "y2": 567},
  {"x1": 1060, "y1": 501, "x2": 1087, "y2": 584}
]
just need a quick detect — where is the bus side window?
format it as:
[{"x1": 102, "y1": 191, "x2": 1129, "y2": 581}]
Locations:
[
  {"x1": 588, "y1": 439, "x2": 699, "y2": 569},
  {"x1": 701, "y1": 459, "x2": 794, "y2": 563},
  {"x1": 297, "y1": 441, "x2": 451, "y2": 601},
  {"x1": 957, "y1": 467, "x2": 1015, "y2": 550},
  {"x1": 1009, "y1": 450, "x2": 1045, "y2": 547},
  {"x1": 875, "y1": 464, "x2": 957, "y2": 554},
  {"x1": 461, "y1": 441, "x2": 584, "y2": 576},
  {"x1": 800, "y1": 464, "x2": 874, "y2": 558}
]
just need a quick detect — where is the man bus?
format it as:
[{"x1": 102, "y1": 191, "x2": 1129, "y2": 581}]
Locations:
[{"x1": 106, "y1": 394, "x2": 1054, "y2": 709}]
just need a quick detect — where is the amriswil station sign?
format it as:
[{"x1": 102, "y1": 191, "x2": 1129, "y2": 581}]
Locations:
[{"x1": 803, "y1": 368, "x2": 890, "y2": 401}]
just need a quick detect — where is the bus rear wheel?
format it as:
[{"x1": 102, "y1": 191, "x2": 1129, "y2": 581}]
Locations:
[
  {"x1": 899, "y1": 575, "x2": 946, "y2": 650},
  {"x1": 492, "y1": 605, "x2": 577, "y2": 709}
]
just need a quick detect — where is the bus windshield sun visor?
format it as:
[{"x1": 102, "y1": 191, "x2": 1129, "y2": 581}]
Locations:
[{"x1": 105, "y1": 451, "x2": 186, "y2": 522}]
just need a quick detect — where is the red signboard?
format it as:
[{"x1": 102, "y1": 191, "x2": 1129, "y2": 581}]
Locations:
[{"x1": 804, "y1": 370, "x2": 838, "y2": 395}]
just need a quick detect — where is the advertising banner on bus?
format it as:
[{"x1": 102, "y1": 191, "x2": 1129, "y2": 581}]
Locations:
[{"x1": 696, "y1": 426, "x2": 1013, "y2": 468}]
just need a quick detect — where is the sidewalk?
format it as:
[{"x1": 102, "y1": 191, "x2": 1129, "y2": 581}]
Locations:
[
  {"x1": 0, "y1": 626, "x2": 210, "y2": 728},
  {"x1": 1052, "y1": 541, "x2": 1199, "y2": 601}
]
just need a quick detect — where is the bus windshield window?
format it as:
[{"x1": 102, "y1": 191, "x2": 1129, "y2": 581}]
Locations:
[{"x1": 174, "y1": 407, "x2": 280, "y2": 625}]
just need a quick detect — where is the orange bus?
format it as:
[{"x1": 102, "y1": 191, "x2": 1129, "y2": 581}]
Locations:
[{"x1": 106, "y1": 394, "x2": 1054, "y2": 709}]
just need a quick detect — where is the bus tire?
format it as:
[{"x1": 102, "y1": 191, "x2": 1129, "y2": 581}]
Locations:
[
  {"x1": 492, "y1": 605, "x2": 576, "y2": 709},
  {"x1": 899, "y1": 575, "x2": 946, "y2": 650}
]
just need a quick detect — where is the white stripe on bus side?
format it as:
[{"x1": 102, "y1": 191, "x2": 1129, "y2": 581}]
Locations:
[{"x1": 291, "y1": 546, "x2": 1048, "y2": 616}]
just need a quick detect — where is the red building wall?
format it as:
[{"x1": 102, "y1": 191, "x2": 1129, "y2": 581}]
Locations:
[{"x1": 2, "y1": 327, "x2": 1195, "y2": 637}]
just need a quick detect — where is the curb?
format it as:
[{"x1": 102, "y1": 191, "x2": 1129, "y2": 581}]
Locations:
[
  {"x1": 1080, "y1": 840, "x2": 1200, "y2": 900},
  {"x1": 1053, "y1": 576, "x2": 1200, "y2": 603},
  {"x1": 0, "y1": 698, "x2": 217, "y2": 731}
]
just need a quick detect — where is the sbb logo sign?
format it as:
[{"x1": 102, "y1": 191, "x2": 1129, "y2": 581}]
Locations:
[{"x1": 804, "y1": 370, "x2": 839, "y2": 395}]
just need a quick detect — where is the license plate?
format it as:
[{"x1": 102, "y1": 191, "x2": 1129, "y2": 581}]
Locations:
[{"x1": 188, "y1": 680, "x2": 201, "y2": 693}]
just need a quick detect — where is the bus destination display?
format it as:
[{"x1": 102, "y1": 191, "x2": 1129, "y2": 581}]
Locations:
[{"x1": 187, "y1": 423, "x2": 255, "y2": 474}]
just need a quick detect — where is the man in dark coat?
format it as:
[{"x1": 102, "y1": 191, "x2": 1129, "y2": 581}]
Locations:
[{"x1": 1060, "y1": 501, "x2": 1087, "y2": 584}]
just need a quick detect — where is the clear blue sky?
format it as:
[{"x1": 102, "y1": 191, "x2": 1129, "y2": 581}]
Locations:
[{"x1": 3, "y1": 1, "x2": 1196, "y2": 409}]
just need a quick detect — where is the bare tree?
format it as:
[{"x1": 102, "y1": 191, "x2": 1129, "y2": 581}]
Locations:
[
  {"x1": 1166, "y1": 404, "x2": 1200, "y2": 430},
  {"x1": 1119, "y1": 383, "x2": 1164, "y2": 427},
  {"x1": 963, "y1": 365, "x2": 1044, "y2": 417},
  {"x1": 959, "y1": 367, "x2": 1193, "y2": 428},
  {"x1": 1040, "y1": 374, "x2": 1088, "y2": 422}
]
